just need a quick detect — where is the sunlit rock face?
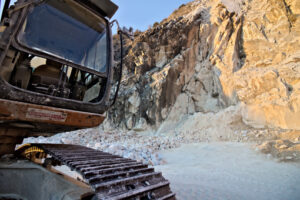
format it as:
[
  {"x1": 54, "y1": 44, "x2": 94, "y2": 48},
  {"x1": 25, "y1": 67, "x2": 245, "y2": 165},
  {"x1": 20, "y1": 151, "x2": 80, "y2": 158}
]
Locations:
[{"x1": 106, "y1": 0, "x2": 300, "y2": 131}]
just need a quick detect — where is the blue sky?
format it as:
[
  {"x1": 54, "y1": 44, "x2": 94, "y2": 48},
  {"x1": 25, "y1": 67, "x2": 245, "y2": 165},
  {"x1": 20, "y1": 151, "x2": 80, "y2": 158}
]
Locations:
[
  {"x1": 111, "y1": 0, "x2": 191, "y2": 31},
  {"x1": 1, "y1": 0, "x2": 191, "y2": 31}
]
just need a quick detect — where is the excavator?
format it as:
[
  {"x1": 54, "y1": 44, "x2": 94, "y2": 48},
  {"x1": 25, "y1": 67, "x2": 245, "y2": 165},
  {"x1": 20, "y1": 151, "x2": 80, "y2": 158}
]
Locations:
[{"x1": 0, "y1": 0, "x2": 175, "y2": 199}]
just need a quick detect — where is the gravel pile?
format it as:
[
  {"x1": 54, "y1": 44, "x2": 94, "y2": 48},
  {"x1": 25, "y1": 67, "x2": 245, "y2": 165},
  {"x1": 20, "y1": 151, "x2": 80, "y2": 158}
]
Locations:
[
  {"x1": 24, "y1": 128, "x2": 179, "y2": 166},
  {"x1": 23, "y1": 127, "x2": 284, "y2": 166}
]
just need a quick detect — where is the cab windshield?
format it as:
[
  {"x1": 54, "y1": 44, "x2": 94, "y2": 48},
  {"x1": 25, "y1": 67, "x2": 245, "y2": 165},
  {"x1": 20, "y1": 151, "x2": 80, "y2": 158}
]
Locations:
[{"x1": 17, "y1": 0, "x2": 108, "y2": 74}]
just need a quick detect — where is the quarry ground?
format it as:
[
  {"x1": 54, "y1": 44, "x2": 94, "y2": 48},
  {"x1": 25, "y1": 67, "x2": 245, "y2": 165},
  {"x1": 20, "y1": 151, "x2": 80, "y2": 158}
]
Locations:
[
  {"x1": 25, "y1": 127, "x2": 300, "y2": 200},
  {"x1": 24, "y1": 105, "x2": 300, "y2": 200},
  {"x1": 155, "y1": 142, "x2": 300, "y2": 200}
]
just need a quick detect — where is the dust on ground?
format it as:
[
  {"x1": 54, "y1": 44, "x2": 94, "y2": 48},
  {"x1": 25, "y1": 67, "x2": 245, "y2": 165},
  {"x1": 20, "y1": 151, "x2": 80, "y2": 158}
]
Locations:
[
  {"x1": 23, "y1": 106, "x2": 300, "y2": 200},
  {"x1": 155, "y1": 142, "x2": 300, "y2": 200}
]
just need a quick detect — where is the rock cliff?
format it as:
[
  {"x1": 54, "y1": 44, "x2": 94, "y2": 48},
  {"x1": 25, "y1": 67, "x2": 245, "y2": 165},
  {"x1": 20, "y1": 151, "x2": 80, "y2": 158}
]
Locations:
[{"x1": 105, "y1": 0, "x2": 300, "y2": 132}]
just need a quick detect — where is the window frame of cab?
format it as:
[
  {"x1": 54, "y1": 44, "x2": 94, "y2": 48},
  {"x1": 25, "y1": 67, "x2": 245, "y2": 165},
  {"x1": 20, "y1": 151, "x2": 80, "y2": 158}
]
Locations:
[
  {"x1": 12, "y1": 1, "x2": 110, "y2": 78},
  {"x1": 0, "y1": 0, "x2": 114, "y2": 112}
]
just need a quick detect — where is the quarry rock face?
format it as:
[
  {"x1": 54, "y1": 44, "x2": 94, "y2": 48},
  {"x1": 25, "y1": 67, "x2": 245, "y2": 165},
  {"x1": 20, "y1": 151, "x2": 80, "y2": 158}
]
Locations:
[{"x1": 106, "y1": 0, "x2": 300, "y2": 131}]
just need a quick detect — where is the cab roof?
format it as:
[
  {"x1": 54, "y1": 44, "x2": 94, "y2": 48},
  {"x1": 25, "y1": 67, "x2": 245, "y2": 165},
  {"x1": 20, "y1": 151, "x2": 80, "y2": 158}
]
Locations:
[{"x1": 78, "y1": 0, "x2": 118, "y2": 19}]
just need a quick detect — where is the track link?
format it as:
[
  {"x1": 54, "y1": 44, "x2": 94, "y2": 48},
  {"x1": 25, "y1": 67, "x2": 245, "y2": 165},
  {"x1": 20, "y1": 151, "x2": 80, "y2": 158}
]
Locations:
[{"x1": 27, "y1": 144, "x2": 176, "y2": 200}]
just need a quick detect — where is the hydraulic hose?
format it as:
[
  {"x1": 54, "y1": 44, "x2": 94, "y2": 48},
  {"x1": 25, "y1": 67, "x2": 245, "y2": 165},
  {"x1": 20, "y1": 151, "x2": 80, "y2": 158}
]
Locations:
[{"x1": 111, "y1": 31, "x2": 123, "y2": 106}]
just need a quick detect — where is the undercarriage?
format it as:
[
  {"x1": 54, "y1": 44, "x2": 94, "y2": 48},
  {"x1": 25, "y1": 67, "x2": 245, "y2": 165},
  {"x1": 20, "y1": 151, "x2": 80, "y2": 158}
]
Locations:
[
  {"x1": 0, "y1": 144, "x2": 175, "y2": 200},
  {"x1": 0, "y1": 159, "x2": 94, "y2": 200}
]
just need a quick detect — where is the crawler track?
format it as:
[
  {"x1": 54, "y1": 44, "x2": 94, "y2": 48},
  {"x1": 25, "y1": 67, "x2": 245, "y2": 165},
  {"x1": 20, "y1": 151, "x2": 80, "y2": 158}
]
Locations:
[{"x1": 23, "y1": 144, "x2": 175, "y2": 200}]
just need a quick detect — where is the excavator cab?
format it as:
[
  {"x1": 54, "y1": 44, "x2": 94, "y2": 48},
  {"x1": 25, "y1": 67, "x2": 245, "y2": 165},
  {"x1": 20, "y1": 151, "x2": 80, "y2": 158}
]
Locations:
[{"x1": 0, "y1": 0, "x2": 119, "y2": 154}]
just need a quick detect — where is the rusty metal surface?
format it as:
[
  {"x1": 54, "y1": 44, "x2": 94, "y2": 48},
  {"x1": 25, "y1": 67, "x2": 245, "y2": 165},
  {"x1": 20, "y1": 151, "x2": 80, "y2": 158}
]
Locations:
[
  {"x1": 30, "y1": 144, "x2": 176, "y2": 200},
  {"x1": 0, "y1": 99, "x2": 105, "y2": 128},
  {"x1": 0, "y1": 98, "x2": 106, "y2": 155},
  {"x1": 0, "y1": 0, "x2": 114, "y2": 115}
]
